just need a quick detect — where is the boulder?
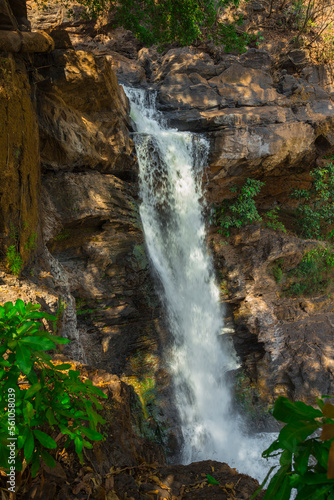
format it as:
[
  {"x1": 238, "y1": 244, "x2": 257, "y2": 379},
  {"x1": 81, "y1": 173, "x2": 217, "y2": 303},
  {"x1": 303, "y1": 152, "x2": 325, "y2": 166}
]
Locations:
[
  {"x1": 239, "y1": 48, "x2": 272, "y2": 71},
  {"x1": 209, "y1": 63, "x2": 282, "y2": 107},
  {"x1": 155, "y1": 47, "x2": 225, "y2": 82},
  {"x1": 0, "y1": 30, "x2": 54, "y2": 52}
]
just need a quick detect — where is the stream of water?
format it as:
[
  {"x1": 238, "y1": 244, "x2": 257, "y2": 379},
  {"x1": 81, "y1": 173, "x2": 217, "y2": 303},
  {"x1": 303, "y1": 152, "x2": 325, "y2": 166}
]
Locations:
[{"x1": 124, "y1": 86, "x2": 275, "y2": 482}]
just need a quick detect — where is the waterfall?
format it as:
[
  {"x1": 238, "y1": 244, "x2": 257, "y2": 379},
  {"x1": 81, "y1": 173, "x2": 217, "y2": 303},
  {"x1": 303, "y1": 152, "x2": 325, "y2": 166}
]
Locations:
[{"x1": 124, "y1": 87, "x2": 274, "y2": 481}]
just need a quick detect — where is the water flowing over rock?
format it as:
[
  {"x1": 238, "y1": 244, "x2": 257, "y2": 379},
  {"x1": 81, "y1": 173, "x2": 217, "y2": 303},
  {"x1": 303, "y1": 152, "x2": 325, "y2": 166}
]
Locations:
[{"x1": 124, "y1": 86, "x2": 275, "y2": 480}]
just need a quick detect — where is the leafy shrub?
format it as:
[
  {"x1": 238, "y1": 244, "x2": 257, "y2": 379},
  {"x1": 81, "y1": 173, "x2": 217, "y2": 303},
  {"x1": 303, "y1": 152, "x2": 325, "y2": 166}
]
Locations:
[
  {"x1": 291, "y1": 161, "x2": 334, "y2": 240},
  {"x1": 264, "y1": 207, "x2": 286, "y2": 233},
  {"x1": 271, "y1": 258, "x2": 284, "y2": 284},
  {"x1": 283, "y1": 246, "x2": 334, "y2": 297},
  {"x1": 48, "y1": 0, "x2": 254, "y2": 51},
  {"x1": 6, "y1": 245, "x2": 23, "y2": 275},
  {"x1": 253, "y1": 396, "x2": 334, "y2": 500},
  {"x1": 215, "y1": 178, "x2": 265, "y2": 236},
  {"x1": 0, "y1": 300, "x2": 107, "y2": 477}
]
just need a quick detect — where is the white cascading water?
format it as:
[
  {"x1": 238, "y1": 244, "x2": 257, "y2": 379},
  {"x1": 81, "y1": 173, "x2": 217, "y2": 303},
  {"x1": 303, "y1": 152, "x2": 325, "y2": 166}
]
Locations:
[{"x1": 124, "y1": 86, "x2": 274, "y2": 481}]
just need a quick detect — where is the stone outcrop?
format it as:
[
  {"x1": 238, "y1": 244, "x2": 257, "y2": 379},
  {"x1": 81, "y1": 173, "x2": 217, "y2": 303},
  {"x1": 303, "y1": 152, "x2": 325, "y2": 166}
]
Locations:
[
  {"x1": 0, "y1": 30, "x2": 54, "y2": 52},
  {"x1": 211, "y1": 226, "x2": 334, "y2": 408},
  {"x1": 0, "y1": 53, "x2": 40, "y2": 267},
  {"x1": 2, "y1": 4, "x2": 334, "y2": 496}
]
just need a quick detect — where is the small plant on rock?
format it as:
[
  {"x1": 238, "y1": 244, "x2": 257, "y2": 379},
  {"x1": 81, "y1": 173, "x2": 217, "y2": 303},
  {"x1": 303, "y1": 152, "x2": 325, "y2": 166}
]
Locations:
[
  {"x1": 6, "y1": 245, "x2": 23, "y2": 275},
  {"x1": 284, "y1": 245, "x2": 334, "y2": 297},
  {"x1": 264, "y1": 207, "x2": 287, "y2": 233},
  {"x1": 216, "y1": 178, "x2": 265, "y2": 236},
  {"x1": 291, "y1": 161, "x2": 334, "y2": 240}
]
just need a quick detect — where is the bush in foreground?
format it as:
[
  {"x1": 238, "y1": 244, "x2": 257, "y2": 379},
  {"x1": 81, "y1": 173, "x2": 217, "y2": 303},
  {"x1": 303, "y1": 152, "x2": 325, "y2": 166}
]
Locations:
[{"x1": 0, "y1": 299, "x2": 107, "y2": 477}]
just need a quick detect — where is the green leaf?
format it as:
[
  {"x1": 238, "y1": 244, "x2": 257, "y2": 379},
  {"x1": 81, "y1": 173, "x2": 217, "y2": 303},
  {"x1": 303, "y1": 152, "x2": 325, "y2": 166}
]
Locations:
[
  {"x1": 50, "y1": 335, "x2": 71, "y2": 345},
  {"x1": 31, "y1": 451, "x2": 40, "y2": 478},
  {"x1": 23, "y1": 401, "x2": 34, "y2": 423},
  {"x1": 83, "y1": 440, "x2": 93, "y2": 449},
  {"x1": 41, "y1": 449, "x2": 55, "y2": 468},
  {"x1": 74, "y1": 436, "x2": 83, "y2": 454},
  {"x1": 294, "y1": 440, "x2": 313, "y2": 475},
  {"x1": 302, "y1": 472, "x2": 334, "y2": 485},
  {"x1": 16, "y1": 344, "x2": 32, "y2": 374},
  {"x1": 295, "y1": 484, "x2": 334, "y2": 500},
  {"x1": 280, "y1": 449, "x2": 292, "y2": 466},
  {"x1": 20, "y1": 336, "x2": 56, "y2": 351},
  {"x1": 15, "y1": 299, "x2": 26, "y2": 316},
  {"x1": 53, "y1": 363, "x2": 72, "y2": 371},
  {"x1": 24, "y1": 383, "x2": 42, "y2": 400},
  {"x1": 17, "y1": 427, "x2": 29, "y2": 449},
  {"x1": 262, "y1": 439, "x2": 281, "y2": 458},
  {"x1": 33, "y1": 430, "x2": 57, "y2": 449},
  {"x1": 273, "y1": 397, "x2": 323, "y2": 423},
  {"x1": 80, "y1": 427, "x2": 103, "y2": 441},
  {"x1": 262, "y1": 466, "x2": 291, "y2": 500},
  {"x1": 24, "y1": 430, "x2": 34, "y2": 460},
  {"x1": 16, "y1": 321, "x2": 35, "y2": 335},
  {"x1": 279, "y1": 421, "x2": 320, "y2": 452},
  {"x1": 206, "y1": 474, "x2": 220, "y2": 485},
  {"x1": 46, "y1": 408, "x2": 57, "y2": 426}
]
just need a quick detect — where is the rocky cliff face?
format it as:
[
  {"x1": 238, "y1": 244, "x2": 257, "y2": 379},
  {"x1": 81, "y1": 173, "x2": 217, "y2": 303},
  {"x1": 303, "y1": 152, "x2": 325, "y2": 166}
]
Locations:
[
  {"x1": 61, "y1": 22, "x2": 334, "y2": 409},
  {"x1": 1, "y1": 4, "x2": 334, "y2": 496}
]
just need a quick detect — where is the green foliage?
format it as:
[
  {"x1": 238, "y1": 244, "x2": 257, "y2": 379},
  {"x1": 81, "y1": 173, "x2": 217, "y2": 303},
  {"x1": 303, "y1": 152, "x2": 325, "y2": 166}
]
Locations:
[
  {"x1": 284, "y1": 246, "x2": 334, "y2": 297},
  {"x1": 264, "y1": 207, "x2": 286, "y2": 233},
  {"x1": 291, "y1": 161, "x2": 334, "y2": 239},
  {"x1": 53, "y1": 0, "x2": 254, "y2": 52},
  {"x1": 54, "y1": 230, "x2": 70, "y2": 242},
  {"x1": 253, "y1": 396, "x2": 334, "y2": 500},
  {"x1": 272, "y1": 259, "x2": 284, "y2": 284},
  {"x1": 24, "y1": 232, "x2": 37, "y2": 251},
  {"x1": 207, "y1": 474, "x2": 220, "y2": 485},
  {"x1": 216, "y1": 179, "x2": 265, "y2": 236},
  {"x1": 0, "y1": 300, "x2": 107, "y2": 477},
  {"x1": 6, "y1": 245, "x2": 23, "y2": 276}
]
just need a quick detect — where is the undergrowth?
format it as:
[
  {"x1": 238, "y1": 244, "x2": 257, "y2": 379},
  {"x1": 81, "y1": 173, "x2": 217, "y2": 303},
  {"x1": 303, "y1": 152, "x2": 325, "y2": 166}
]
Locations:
[{"x1": 271, "y1": 245, "x2": 334, "y2": 297}]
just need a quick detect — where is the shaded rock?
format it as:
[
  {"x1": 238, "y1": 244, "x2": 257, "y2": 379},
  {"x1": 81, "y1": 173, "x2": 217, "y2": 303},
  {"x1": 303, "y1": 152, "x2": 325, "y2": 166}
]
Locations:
[
  {"x1": 208, "y1": 63, "x2": 281, "y2": 107},
  {"x1": 158, "y1": 79, "x2": 220, "y2": 111},
  {"x1": 167, "y1": 106, "x2": 295, "y2": 132},
  {"x1": 239, "y1": 48, "x2": 272, "y2": 71},
  {"x1": 49, "y1": 29, "x2": 73, "y2": 50},
  {"x1": 105, "y1": 51, "x2": 146, "y2": 85},
  {"x1": 280, "y1": 49, "x2": 309, "y2": 71},
  {"x1": 211, "y1": 227, "x2": 334, "y2": 406},
  {"x1": 0, "y1": 29, "x2": 54, "y2": 52},
  {"x1": 209, "y1": 121, "x2": 314, "y2": 183},
  {"x1": 0, "y1": 54, "x2": 40, "y2": 267},
  {"x1": 137, "y1": 46, "x2": 162, "y2": 81},
  {"x1": 278, "y1": 73, "x2": 300, "y2": 96},
  {"x1": 97, "y1": 27, "x2": 142, "y2": 59},
  {"x1": 36, "y1": 49, "x2": 135, "y2": 177},
  {"x1": 155, "y1": 47, "x2": 224, "y2": 82}
]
